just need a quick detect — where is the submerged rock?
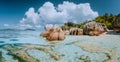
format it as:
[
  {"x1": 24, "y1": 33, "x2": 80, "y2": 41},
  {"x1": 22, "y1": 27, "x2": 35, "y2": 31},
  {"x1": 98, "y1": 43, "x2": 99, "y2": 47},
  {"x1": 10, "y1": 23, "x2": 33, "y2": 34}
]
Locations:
[
  {"x1": 0, "y1": 41, "x2": 4, "y2": 43},
  {"x1": 2, "y1": 44, "x2": 61, "y2": 62},
  {"x1": 113, "y1": 14, "x2": 120, "y2": 33},
  {"x1": 3, "y1": 45, "x2": 39, "y2": 62},
  {"x1": 83, "y1": 22, "x2": 108, "y2": 36},
  {"x1": 0, "y1": 51, "x2": 6, "y2": 62},
  {"x1": 40, "y1": 24, "x2": 66, "y2": 41},
  {"x1": 74, "y1": 42, "x2": 114, "y2": 62},
  {"x1": 10, "y1": 39, "x2": 19, "y2": 41},
  {"x1": 79, "y1": 55, "x2": 91, "y2": 62}
]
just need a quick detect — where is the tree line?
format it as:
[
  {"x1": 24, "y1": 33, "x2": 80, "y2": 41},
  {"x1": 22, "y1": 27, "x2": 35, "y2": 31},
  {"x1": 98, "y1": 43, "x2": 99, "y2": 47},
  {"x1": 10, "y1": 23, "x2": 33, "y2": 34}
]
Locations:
[{"x1": 61, "y1": 13, "x2": 118, "y2": 30}]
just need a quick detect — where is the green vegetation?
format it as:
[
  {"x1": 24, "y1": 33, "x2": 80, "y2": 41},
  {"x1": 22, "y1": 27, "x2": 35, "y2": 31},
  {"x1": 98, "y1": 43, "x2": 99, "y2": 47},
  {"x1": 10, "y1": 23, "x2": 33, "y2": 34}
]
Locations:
[
  {"x1": 61, "y1": 13, "x2": 117, "y2": 30},
  {"x1": 61, "y1": 22, "x2": 75, "y2": 30},
  {"x1": 61, "y1": 21, "x2": 91, "y2": 30},
  {"x1": 93, "y1": 13, "x2": 116, "y2": 29}
]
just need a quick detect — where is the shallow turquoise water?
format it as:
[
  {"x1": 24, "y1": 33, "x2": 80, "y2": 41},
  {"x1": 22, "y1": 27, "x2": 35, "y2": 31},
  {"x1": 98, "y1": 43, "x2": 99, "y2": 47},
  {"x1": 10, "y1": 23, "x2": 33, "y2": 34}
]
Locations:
[
  {"x1": 0, "y1": 30, "x2": 120, "y2": 62},
  {"x1": 0, "y1": 30, "x2": 48, "y2": 45}
]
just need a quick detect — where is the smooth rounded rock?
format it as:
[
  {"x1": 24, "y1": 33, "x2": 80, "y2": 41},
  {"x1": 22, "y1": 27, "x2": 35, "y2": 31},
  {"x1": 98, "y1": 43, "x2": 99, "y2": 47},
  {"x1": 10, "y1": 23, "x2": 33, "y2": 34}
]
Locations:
[{"x1": 83, "y1": 22, "x2": 108, "y2": 36}]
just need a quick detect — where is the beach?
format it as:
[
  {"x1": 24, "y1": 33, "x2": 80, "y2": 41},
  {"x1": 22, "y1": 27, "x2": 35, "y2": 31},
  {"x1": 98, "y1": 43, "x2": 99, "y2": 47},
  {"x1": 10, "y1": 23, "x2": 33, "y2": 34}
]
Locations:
[
  {"x1": 1, "y1": 0, "x2": 120, "y2": 62},
  {"x1": 0, "y1": 30, "x2": 120, "y2": 62}
]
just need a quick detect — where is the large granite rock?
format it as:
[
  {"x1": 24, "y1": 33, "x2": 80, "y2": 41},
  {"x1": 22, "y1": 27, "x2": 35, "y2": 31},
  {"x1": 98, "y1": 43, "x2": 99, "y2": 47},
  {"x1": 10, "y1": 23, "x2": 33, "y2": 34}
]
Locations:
[
  {"x1": 113, "y1": 14, "x2": 120, "y2": 33},
  {"x1": 70, "y1": 28, "x2": 83, "y2": 35},
  {"x1": 40, "y1": 24, "x2": 66, "y2": 41},
  {"x1": 83, "y1": 22, "x2": 108, "y2": 36},
  {"x1": 40, "y1": 24, "x2": 54, "y2": 37}
]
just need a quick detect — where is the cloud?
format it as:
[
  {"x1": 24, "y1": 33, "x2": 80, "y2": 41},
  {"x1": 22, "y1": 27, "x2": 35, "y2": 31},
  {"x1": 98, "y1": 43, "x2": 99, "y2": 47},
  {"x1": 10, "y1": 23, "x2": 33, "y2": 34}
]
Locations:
[
  {"x1": 20, "y1": 7, "x2": 40, "y2": 25},
  {"x1": 3, "y1": 24, "x2": 9, "y2": 27},
  {"x1": 58, "y1": 1, "x2": 98, "y2": 23},
  {"x1": 38, "y1": 2, "x2": 68, "y2": 24},
  {"x1": 19, "y1": 1, "x2": 98, "y2": 29}
]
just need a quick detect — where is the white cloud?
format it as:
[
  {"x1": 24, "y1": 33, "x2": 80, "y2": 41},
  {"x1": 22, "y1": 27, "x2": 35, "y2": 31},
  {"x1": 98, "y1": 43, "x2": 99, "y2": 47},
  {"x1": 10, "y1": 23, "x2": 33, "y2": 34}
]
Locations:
[
  {"x1": 38, "y1": 2, "x2": 68, "y2": 24},
  {"x1": 17, "y1": 24, "x2": 33, "y2": 30},
  {"x1": 20, "y1": 7, "x2": 40, "y2": 25},
  {"x1": 3, "y1": 24, "x2": 9, "y2": 27},
  {"x1": 19, "y1": 1, "x2": 98, "y2": 29},
  {"x1": 58, "y1": 1, "x2": 98, "y2": 23}
]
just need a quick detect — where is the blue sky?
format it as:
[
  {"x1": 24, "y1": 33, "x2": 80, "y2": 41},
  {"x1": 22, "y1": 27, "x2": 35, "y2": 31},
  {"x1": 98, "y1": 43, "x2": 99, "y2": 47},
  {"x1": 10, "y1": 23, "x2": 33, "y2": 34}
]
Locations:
[{"x1": 0, "y1": 0, "x2": 120, "y2": 29}]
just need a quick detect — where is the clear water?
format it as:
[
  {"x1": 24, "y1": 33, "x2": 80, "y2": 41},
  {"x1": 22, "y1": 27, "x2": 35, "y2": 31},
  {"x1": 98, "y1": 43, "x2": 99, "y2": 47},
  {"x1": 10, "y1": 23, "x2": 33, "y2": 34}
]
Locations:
[
  {"x1": 0, "y1": 30, "x2": 49, "y2": 45},
  {"x1": 0, "y1": 30, "x2": 120, "y2": 62}
]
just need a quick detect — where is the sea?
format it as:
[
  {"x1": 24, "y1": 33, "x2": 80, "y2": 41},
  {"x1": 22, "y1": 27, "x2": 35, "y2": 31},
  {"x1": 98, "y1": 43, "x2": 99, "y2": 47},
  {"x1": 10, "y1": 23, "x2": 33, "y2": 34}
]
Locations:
[{"x1": 0, "y1": 29, "x2": 120, "y2": 62}]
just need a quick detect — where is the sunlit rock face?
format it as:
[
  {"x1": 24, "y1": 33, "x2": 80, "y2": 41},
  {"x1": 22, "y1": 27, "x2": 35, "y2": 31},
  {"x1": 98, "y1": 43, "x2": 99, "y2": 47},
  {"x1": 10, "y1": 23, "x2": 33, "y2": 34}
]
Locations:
[
  {"x1": 113, "y1": 14, "x2": 120, "y2": 33},
  {"x1": 40, "y1": 24, "x2": 54, "y2": 37},
  {"x1": 40, "y1": 24, "x2": 66, "y2": 41},
  {"x1": 70, "y1": 28, "x2": 83, "y2": 35},
  {"x1": 45, "y1": 24, "x2": 53, "y2": 31},
  {"x1": 83, "y1": 22, "x2": 108, "y2": 36}
]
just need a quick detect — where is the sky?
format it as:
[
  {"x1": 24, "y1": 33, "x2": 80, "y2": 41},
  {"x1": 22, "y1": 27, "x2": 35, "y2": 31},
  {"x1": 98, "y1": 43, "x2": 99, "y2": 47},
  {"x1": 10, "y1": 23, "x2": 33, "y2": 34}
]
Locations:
[{"x1": 0, "y1": 0, "x2": 120, "y2": 29}]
